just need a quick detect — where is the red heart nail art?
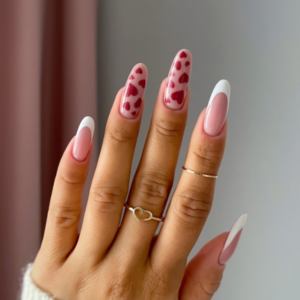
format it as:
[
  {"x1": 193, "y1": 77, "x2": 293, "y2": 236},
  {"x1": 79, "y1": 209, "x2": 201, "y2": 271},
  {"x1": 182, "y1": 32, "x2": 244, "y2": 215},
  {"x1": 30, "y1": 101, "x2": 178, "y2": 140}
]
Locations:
[
  {"x1": 121, "y1": 63, "x2": 147, "y2": 119},
  {"x1": 171, "y1": 90, "x2": 184, "y2": 104},
  {"x1": 175, "y1": 61, "x2": 181, "y2": 70},
  {"x1": 179, "y1": 51, "x2": 187, "y2": 58},
  {"x1": 134, "y1": 98, "x2": 142, "y2": 108},
  {"x1": 123, "y1": 102, "x2": 131, "y2": 111},
  {"x1": 166, "y1": 80, "x2": 175, "y2": 88},
  {"x1": 179, "y1": 73, "x2": 189, "y2": 84},
  {"x1": 164, "y1": 50, "x2": 191, "y2": 110},
  {"x1": 138, "y1": 79, "x2": 145, "y2": 88},
  {"x1": 126, "y1": 83, "x2": 138, "y2": 97},
  {"x1": 135, "y1": 67, "x2": 143, "y2": 74}
]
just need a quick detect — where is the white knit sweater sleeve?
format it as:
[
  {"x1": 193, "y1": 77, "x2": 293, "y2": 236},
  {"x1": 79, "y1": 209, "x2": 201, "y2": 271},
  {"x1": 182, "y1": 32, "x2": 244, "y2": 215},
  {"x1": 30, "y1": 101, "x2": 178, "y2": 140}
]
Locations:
[{"x1": 21, "y1": 264, "x2": 54, "y2": 300}]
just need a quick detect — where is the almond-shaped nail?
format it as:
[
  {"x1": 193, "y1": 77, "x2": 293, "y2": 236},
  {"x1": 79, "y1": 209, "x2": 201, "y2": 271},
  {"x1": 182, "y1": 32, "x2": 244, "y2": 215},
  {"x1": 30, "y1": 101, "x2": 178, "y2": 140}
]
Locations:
[
  {"x1": 120, "y1": 63, "x2": 148, "y2": 119},
  {"x1": 204, "y1": 80, "x2": 231, "y2": 136},
  {"x1": 164, "y1": 49, "x2": 192, "y2": 110},
  {"x1": 219, "y1": 214, "x2": 247, "y2": 265},
  {"x1": 72, "y1": 116, "x2": 95, "y2": 162}
]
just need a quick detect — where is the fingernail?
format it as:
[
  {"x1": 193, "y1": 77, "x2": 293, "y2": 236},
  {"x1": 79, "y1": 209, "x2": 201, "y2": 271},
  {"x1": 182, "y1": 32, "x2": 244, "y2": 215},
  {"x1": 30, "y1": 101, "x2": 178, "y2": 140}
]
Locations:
[
  {"x1": 120, "y1": 63, "x2": 148, "y2": 119},
  {"x1": 72, "y1": 116, "x2": 95, "y2": 162},
  {"x1": 164, "y1": 49, "x2": 192, "y2": 110},
  {"x1": 204, "y1": 80, "x2": 231, "y2": 136},
  {"x1": 218, "y1": 214, "x2": 247, "y2": 265}
]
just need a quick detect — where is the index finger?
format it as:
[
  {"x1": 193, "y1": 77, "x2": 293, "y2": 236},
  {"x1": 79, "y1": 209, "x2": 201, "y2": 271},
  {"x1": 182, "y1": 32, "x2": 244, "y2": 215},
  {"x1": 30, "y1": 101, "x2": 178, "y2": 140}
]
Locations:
[{"x1": 151, "y1": 80, "x2": 230, "y2": 266}]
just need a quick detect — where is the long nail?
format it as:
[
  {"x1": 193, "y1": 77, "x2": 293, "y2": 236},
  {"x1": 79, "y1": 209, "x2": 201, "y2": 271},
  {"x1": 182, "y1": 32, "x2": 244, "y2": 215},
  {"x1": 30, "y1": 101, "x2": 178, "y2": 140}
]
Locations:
[
  {"x1": 120, "y1": 63, "x2": 148, "y2": 119},
  {"x1": 164, "y1": 49, "x2": 192, "y2": 110},
  {"x1": 204, "y1": 80, "x2": 231, "y2": 136},
  {"x1": 219, "y1": 214, "x2": 247, "y2": 265},
  {"x1": 72, "y1": 116, "x2": 95, "y2": 162}
]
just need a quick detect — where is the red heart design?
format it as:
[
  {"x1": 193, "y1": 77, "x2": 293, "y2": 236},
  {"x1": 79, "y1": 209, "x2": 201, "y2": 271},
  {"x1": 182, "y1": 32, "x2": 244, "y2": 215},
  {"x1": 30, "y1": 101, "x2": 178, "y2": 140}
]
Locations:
[
  {"x1": 135, "y1": 67, "x2": 143, "y2": 74},
  {"x1": 138, "y1": 79, "x2": 145, "y2": 88},
  {"x1": 179, "y1": 73, "x2": 189, "y2": 84},
  {"x1": 165, "y1": 98, "x2": 171, "y2": 103},
  {"x1": 126, "y1": 83, "x2": 138, "y2": 97},
  {"x1": 129, "y1": 74, "x2": 134, "y2": 79},
  {"x1": 134, "y1": 98, "x2": 142, "y2": 108},
  {"x1": 131, "y1": 111, "x2": 136, "y2": 116},
  {"x1": 185, "y1": 61, "x2": 190, "y2": 67},
  {"x1": 166, "y1": 80, "x2": 175, "y2": 88},
  {"x1": 175, "y1": 61, "x2": 181, "y2": 71},
  {"x1": 123, "y1": 102, "x2": 131, "y2": 111},
  {"x1": 179, "y1": 51, "x2": 187, "y2": 58},
  {"x1": 171, "y1": 90, "x2": 184, "y2": 104}
]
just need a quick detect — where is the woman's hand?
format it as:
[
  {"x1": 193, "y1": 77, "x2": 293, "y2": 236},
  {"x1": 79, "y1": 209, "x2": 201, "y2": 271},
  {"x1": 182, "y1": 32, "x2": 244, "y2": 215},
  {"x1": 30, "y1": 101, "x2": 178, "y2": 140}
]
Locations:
[{"x1": 31, "y1": 50, "x2": 246, "y2": 299}]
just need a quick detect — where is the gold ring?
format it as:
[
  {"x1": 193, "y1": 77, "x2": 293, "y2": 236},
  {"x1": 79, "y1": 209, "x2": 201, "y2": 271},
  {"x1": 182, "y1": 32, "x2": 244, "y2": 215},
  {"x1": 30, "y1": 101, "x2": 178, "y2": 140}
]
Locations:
[
  {"x1": 182, "y1": 166, "x2": 218, "y2": 179},
  {"x1": 124, "y1": 203, "x2": 164, "y2": 222}
]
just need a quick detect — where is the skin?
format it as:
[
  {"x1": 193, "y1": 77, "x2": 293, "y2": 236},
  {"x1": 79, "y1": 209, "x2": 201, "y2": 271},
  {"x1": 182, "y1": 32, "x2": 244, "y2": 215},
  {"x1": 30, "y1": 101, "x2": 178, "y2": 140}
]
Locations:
[{"x1": 32, "y1": 78, "x2": 229, "y2": 299}]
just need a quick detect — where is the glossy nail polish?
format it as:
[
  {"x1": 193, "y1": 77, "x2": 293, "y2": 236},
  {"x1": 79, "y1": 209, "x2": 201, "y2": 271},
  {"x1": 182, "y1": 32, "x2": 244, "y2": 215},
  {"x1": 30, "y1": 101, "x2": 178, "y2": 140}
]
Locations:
[
  {"x1": 219, "y1": 214, "x2": 247, "y2": 265},
  {"x1": 164, "y1": 49, "x2": 192, "y2": 110},
  {"x1": 204, "y1": 80, "x2": 231, "y2": 136},
  {"x1": 73, "y1": 116, "x2": 94, "y2": 162},
  {"x1": 120, "y1": 63, "x2": 148, "y2": 119}
]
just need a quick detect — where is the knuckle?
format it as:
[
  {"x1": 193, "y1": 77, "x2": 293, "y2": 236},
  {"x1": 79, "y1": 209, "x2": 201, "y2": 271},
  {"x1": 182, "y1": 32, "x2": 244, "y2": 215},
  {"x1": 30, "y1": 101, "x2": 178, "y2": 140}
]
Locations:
[
  {"x1": 52, "y1": 204, "x2": 81, "y2": 227},
  {"x1": 90, "y1": 186, "x2": 126, "y2": 214},
  {"x1": 137, "y1": 173, "x2": 171, "y2": 209},
  {"x1": 145, "y1": 267, "x2": 169, "y2": 299},
  {"x1": 174, "y1": 189, "x2": 212, "y2": 227},
  {"x1": 59, "y1": 166, "x2": 86, "y2": 187},
  {"x1": 200, "y1": 280, "x2": 222, "y2": 296},
  {"x1": 155, "y1": 118, "x2": 184, "y2": 139},
  {"x1": 106, "y1": 125, "x2": 134, "y2": 145},
  {"x1": 105, "y1": 273, "x2": 135, "y2": 300},
  {"x1": 192, "y1": 142, "x2": 222, "y2": 170}
]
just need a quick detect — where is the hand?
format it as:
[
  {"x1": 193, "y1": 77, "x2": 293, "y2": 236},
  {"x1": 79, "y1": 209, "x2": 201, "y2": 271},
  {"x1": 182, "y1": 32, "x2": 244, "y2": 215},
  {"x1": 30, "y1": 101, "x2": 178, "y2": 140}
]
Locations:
[{"x1": 31, "y1": 50, "x2": 245, "y2": 299}]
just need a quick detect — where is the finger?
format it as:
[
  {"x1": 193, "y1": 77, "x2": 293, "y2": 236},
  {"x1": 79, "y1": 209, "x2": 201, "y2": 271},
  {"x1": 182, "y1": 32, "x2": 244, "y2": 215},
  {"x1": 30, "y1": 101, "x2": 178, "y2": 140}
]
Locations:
[
  {"x1": 75, "y1": 64, "x2": 147, "y2": 262},
  {"x1": 179, "y1": 233, "x2": 227, "y2": 300},
  {"x1": 152, "y1": 80, "x2": 230, "y2": 265},
  {"x1": 39, "y1": 117, "x2": 94, "y2": 263},
  {"x1": 115, "y1": 50, "x2": 192, "y2": 259},
  {"x1": 179, "y1": 214, "x2": 247, "y2": 299}
]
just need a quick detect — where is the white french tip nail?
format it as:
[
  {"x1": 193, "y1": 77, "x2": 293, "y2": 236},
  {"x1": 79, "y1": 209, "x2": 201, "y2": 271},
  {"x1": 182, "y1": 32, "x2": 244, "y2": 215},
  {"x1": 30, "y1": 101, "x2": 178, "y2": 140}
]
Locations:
[
  {"x1": 223, "y1": 213, "x2": 247, "y2": 250},
  {"x1": 207, "y1": 80, "x2": 231, "y2": 112},
  {"x1": 76, "y1": 116, "x2": 95, "y2": 137}
]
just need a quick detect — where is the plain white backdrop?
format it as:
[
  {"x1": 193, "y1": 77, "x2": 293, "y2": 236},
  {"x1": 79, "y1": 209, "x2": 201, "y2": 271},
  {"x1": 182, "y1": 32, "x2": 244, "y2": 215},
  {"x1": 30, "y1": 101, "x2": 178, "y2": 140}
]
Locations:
[{"x1": 96, "y1": 1, "x2": 300, "y2": 298}]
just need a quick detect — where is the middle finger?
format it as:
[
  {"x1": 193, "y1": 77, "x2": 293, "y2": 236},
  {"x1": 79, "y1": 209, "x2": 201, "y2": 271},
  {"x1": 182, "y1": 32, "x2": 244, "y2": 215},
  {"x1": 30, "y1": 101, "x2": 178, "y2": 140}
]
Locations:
[{"x1": 114, "y1": 49, "x2": 192, "y2": 259}]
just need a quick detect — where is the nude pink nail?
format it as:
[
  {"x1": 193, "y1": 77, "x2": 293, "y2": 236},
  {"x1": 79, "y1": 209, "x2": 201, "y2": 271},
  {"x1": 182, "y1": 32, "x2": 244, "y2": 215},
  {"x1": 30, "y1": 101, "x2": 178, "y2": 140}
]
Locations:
[
  {"x1": 164, "y1": 49, "x2": 192, "y2": 110},
  {"x1": 219, "y1": 214, "x2": 247, "y2": 265},
  {"x1": 204, "y1": 80, "x2": 231, "y2": 136},
  {"x1": 72, "y1": 116, "x2": 94, "y2": 162},
  {"x1": 120, "y1": 63, "x2": 147, "y2": 119}
]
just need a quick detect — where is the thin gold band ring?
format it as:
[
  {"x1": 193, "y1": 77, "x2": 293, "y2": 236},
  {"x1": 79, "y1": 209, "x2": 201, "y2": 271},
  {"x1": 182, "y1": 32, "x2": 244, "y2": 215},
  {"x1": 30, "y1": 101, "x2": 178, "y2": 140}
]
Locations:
[
  {"x1": 182, "y1": 166, "x2": 218, "y2": 179},
  {"x1": 124, "y1": 203, "x2": 164, "y2": 222}
]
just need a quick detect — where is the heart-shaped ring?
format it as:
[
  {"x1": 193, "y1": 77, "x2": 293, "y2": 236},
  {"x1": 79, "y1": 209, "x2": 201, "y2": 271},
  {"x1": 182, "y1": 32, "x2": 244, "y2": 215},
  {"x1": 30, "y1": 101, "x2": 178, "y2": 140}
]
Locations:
[{"x1": 133, "y1": 207, "x2": 153, "y2": 222}]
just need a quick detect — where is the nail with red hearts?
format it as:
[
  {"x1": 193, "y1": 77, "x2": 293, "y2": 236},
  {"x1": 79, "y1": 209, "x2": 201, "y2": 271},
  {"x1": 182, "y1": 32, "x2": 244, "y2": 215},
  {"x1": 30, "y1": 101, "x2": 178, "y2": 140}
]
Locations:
[
  {"x1": 164, "y1": 49, "x2": 192, "y2": 110},
  {"x1": 120, "y1": 63, "x2": 148, "y2": 119}
]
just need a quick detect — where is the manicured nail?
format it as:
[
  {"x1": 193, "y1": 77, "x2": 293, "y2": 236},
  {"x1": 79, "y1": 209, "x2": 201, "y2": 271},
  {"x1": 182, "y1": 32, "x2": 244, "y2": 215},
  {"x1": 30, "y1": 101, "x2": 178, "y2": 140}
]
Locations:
[
  {"x1": 72, "y1": 116, "x2": 95, "y2": 162},
  {"x1": 219, "y1": 214, "x2": 247, "y2": 265},
  {"x1": 204, "y1": 80, "x2": 231, "y2": 136},
  {"x1": 120, "y1": 63, "x2": 148, "y2": 119},
  {"x1": 164, "y1": 49, "x2": 192, "y2": 110}
]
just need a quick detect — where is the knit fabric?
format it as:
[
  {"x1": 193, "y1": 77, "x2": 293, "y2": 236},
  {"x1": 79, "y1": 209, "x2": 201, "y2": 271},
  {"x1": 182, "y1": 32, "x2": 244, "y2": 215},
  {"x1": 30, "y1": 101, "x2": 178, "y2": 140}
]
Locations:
[{"x1": 21, "y1": 264, "x2": 54, "y2": 300}]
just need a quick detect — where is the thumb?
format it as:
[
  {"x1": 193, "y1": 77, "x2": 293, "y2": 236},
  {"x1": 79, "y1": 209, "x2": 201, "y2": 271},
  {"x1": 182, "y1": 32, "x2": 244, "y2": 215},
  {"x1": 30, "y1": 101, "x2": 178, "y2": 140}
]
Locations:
[{"x1": 179, "y1": 214, "x2": 247, "y2": 300}]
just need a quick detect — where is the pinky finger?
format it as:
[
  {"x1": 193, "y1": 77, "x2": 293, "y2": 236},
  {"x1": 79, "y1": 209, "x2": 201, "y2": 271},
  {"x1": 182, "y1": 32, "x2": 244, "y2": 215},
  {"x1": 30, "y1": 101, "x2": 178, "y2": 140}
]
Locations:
[
  {"x1": 38, "y1": 117, "x2": 94, "y2": 264},
  {"x1": 179, "y1": 214, "x2": 247, "y2": 300}
]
